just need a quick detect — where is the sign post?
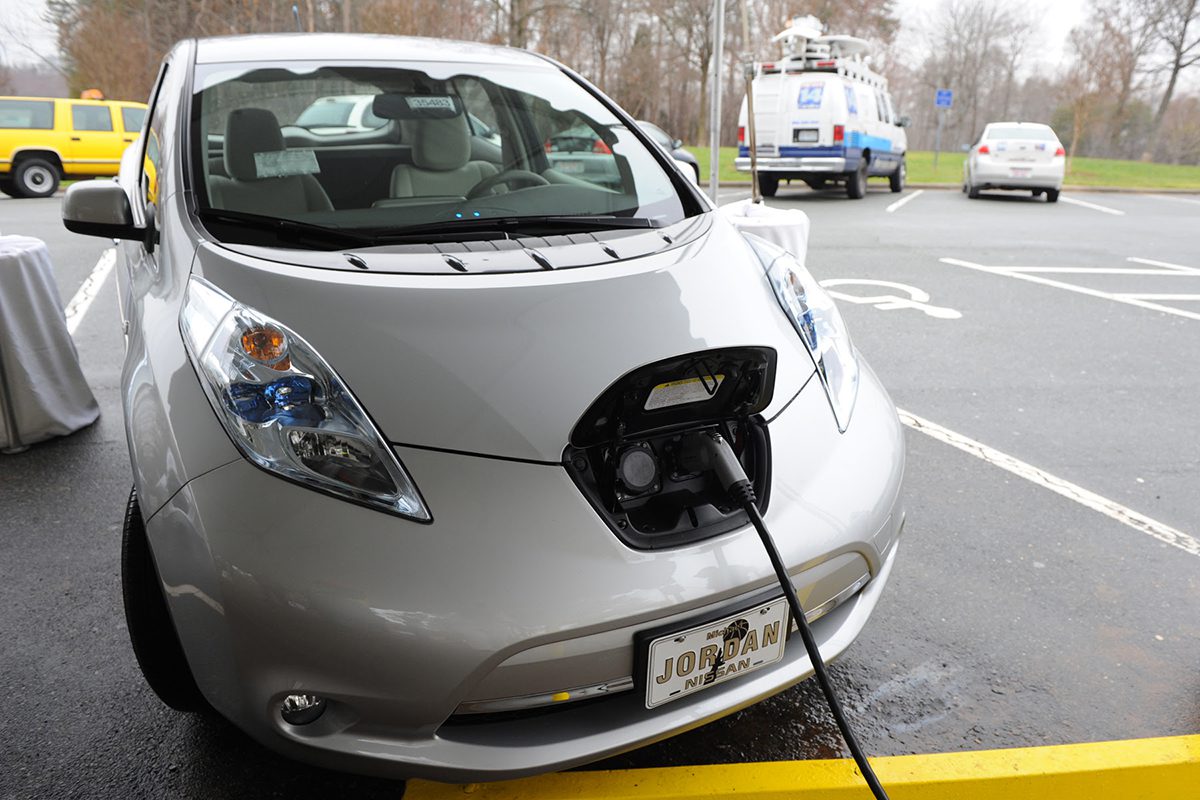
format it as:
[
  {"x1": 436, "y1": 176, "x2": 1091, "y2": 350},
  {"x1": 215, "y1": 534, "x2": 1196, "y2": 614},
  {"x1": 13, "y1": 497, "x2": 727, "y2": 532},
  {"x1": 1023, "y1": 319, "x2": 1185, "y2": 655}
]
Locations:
[
  {"x1": 933, "y1": 89, "x2": 953, "y2": 172},
  {"x1": 708, "y1": 0, "x2": 725, "y2": 202}
]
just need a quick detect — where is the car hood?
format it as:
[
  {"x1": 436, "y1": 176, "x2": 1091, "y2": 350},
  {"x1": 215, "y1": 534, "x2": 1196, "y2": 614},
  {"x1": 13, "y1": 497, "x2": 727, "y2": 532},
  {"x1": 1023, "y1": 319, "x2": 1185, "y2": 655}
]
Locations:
[{"x1": 191, "y1": 213, "x2": 816, "y2": 462}]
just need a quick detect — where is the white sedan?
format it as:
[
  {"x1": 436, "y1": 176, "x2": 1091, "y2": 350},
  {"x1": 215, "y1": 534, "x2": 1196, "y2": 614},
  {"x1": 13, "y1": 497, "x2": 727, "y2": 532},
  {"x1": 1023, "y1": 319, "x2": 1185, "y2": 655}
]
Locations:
[{"x1": 964, "y1": 122, "x2": 1065, "y2": 202}]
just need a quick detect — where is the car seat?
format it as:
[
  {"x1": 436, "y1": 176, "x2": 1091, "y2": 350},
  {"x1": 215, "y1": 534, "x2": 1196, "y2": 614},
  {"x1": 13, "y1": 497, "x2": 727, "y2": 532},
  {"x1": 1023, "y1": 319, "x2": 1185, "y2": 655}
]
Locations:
[
  {"x1": 385, "y1": 114, "x2": 498, "y2": 202},
  {"x1": 207, "y1": 108, "x2": 333, "y2": 215}
]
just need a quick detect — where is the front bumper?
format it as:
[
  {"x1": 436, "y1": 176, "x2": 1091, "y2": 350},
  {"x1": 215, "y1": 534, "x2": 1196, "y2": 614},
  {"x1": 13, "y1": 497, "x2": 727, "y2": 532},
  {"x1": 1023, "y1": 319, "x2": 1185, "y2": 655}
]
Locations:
[
  {"x1": 735, "y1": 156, "x2": 847, "y2": 174},
  {"x1": 145, "y1": 363, "x2": 905, "y2": 781}
]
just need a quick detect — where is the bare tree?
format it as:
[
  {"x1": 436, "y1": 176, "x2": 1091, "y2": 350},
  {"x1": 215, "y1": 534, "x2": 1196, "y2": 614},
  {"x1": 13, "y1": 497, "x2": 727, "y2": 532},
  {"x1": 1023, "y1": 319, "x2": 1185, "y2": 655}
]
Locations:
[
  {"x1": 910, "y1": 0, "x2": 1039, "y2": 150},
  {"x1": 1062, "y1": 21, "x2": 1112, "y2": 166},
  {"x1": 1149, "y1": 0, "x2": 1200, "y2": 149},
  {"x1": 1094, "y1": 0, "x2": 1161, "y2": 154}
]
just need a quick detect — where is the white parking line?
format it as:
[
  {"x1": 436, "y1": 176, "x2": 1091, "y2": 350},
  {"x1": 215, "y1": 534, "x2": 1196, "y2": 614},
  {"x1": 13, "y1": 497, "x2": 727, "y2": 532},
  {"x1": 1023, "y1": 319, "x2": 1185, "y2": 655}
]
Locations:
[
  {"x1": 64, "y1": 247, "x2": 116, "y2": 336},
  {"x1": 898, "y1": 409, "x2": 1199, "y2": 559},
  {"x1": 939, "y1": 257, "x2": 1200, "y2": 322},
  {"x1": 1127, "y1": 256, "x2": 1200, "y2": 274},
  {"x1": 1115, "y1": 293, "x2": 1200, "y2": 301},
  {"x1": 1002, "y1": 267, "x2": 1185, "y2": 275},
  {"x1": 1060, "y1": 195, "x2": 1126, "y2": 216},
  {"x1": 885, "y1": 189, "x2": 924, "y2": 213},
  {"x1": 1148, "y1": 194, "x2": 1200, "y2": 206}
]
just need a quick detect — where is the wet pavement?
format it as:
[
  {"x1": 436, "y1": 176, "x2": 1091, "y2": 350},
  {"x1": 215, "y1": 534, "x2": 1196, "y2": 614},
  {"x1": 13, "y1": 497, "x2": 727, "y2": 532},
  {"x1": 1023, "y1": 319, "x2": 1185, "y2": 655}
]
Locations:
[{"x1": 1, "y1": 187, "x2": 1197, "y2": 797}]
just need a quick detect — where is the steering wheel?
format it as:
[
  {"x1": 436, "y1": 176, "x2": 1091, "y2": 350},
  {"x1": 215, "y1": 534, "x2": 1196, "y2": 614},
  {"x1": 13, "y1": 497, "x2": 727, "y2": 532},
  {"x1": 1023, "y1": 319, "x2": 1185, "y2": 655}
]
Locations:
[{"x1": 466, "y1": 169, "x2": 550, "y2": 199}]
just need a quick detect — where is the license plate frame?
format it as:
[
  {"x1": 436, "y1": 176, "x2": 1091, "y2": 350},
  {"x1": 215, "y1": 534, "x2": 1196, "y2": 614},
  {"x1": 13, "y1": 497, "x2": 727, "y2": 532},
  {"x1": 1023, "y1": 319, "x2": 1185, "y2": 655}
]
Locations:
[
  {"x1": 636, "y1": 595, "x2": 790, "y2": 709},
  {"x1": 1010, "y1": 167, "x2": 1032, "y2": 177},
  {"x1": 556, "y1": 159, "x2": 585, "y2": 174}
]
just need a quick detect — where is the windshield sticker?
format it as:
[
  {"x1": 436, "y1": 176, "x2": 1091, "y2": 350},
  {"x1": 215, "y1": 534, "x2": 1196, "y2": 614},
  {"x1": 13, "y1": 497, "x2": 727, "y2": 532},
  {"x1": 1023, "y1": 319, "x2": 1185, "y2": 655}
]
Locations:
[
  {"x1": 406, "y1": 96, "x2": 456, "y2": 111},
  {"x1": 797, "y1": 84, "x2": 824, "y2": 109},
  {"x1": 844, "y1": 86, "x2": 858, "y2": 115},
  {"x1": 254, "y1": 149, "x2": 320, "y2": 179}
]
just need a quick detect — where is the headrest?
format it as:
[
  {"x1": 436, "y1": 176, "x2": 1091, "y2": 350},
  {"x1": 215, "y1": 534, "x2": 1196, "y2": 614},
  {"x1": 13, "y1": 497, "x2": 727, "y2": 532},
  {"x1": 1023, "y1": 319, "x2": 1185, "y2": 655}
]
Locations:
[
  {"x1": 411, "y1": 114, "x2": 471, "y2": 172},
  {"x1": 224, "y1": 108, "x2": 285, "y2": 181}
]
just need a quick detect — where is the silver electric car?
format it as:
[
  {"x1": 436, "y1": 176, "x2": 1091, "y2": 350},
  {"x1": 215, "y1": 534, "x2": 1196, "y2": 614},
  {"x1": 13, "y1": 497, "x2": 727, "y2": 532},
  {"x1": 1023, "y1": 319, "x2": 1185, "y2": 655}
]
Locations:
[{"x1": 62, "y1": 34, "x2": 905, "y2": 781}]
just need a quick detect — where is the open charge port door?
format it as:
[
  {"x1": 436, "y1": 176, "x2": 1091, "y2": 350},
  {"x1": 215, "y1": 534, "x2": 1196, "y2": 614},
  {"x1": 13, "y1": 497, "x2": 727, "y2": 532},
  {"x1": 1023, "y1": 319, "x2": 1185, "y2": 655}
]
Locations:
[{"x1": 564, "y1": 347, "x2": 777, "y2": 550}]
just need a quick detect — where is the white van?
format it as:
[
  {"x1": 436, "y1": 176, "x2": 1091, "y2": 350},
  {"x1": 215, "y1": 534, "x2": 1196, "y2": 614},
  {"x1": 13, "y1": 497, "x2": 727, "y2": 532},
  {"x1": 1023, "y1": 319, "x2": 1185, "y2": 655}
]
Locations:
[{"x1": 736, "y1": 18, "x2": 909, "y2": 199}]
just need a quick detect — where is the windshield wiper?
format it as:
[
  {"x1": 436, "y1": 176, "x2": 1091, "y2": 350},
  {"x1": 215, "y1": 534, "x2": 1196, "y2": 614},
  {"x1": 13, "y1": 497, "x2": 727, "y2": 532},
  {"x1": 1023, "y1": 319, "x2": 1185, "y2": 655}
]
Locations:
[
  {"x1": 367, "y1": 214, "x2": 660, "y2": 242},
  {"x1": 197, "y1": 208, "x2": 376, "y2": 249}
]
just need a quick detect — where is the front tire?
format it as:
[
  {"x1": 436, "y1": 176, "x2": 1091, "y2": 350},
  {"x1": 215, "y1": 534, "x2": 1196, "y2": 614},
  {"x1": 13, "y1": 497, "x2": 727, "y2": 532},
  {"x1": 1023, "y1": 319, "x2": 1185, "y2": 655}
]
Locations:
[
  {"x1": 122, "y1": 487, "x2": 207, "y2": 712},
  {"x1": 13, "y1": 157, "x2": 59, "y2": 198},
  {"x1": 889, "y1": 159, "x2": 906, "y2": 193},
  {"x1": 846, "y1": 160, "x2": 867, "y2": 199},
  {"x1": 1045, "y1": 188, "x2": 1060, "y2": 203},
  {"x1": 758, "y1": 174, "x2": 779, "y2": 197}
]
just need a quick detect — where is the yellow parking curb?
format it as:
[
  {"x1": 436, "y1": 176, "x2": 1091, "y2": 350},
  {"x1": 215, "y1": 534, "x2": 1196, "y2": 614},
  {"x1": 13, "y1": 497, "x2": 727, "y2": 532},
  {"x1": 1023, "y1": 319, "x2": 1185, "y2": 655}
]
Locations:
[{"x1": 404, "y1": 735, "x2": 1200, "y2": 799}]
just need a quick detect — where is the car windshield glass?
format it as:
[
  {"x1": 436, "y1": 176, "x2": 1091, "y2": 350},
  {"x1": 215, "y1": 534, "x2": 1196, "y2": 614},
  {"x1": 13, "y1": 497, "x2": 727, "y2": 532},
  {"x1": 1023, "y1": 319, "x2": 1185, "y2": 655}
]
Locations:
[
  {"x1": 987, "y1": 126, "x2": 1055, "y2": 141},
  {"x1": 190, "y1": 61, "x2": 689, "y2": 246},
  {"x1": 639, "y1": 122, "x2": 671, "y2": 148},
  {"x1": 295, "y1": 99, "x2": 354, "y2": 127}
]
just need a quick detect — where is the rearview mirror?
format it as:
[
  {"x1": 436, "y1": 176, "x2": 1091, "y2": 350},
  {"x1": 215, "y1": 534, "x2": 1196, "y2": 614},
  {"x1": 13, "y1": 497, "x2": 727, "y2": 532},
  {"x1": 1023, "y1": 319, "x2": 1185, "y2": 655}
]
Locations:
[
  {"x1": 671, "y1": 138, "x2": 683, "y2": 150},
  {"x1": 62, "y1": 180, "x2": 142, "y2": 241},
  {"x1": 896, "y1": 115, "x2": 911, "y2": 128}
]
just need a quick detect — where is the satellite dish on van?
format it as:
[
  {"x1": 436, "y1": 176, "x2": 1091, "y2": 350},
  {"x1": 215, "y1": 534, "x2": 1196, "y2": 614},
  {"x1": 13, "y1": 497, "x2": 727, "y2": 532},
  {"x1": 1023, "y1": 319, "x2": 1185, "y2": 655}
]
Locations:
[
  {"x1": 814, "y1": 35, "x2": 871, "y2": 58},
  {"x1": 772, "y1": 15, "x2": 823, "y2": 43}
]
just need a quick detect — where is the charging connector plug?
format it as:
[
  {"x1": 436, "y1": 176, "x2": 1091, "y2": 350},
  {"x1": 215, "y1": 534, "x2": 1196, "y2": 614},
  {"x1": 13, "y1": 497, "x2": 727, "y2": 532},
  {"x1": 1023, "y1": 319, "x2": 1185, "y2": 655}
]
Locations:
[{"x1": 677, "y1": 432, "x2": 757, "y2": 506}]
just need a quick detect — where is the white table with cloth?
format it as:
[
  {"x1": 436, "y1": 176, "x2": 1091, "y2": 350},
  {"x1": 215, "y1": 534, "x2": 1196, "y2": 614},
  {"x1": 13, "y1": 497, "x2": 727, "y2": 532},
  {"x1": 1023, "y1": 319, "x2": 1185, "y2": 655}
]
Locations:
[{"x1": 0, "y1": 235, "x2": 100, "y2": 452}]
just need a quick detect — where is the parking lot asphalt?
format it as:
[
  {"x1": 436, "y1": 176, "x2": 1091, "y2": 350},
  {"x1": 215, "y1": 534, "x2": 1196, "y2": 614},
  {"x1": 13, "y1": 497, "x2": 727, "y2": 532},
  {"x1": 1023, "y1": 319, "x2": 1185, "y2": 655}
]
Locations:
[{"x1": 1, "y1": 186, "x2": 1197, "y2": 798}]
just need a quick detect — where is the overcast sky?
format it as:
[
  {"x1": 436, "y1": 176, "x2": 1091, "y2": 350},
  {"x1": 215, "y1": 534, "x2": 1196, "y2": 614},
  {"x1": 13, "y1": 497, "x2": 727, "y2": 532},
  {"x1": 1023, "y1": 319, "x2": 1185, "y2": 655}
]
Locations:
[
  {"x1": 0, "y1": 0, "x2": 57, "y2": 68},
  {"x1": 893, "y1": 0, "x2": 1088, "y2": 71},
  {"x1": 0, "y1": 0, "x2": 1092, "y2": 73}
]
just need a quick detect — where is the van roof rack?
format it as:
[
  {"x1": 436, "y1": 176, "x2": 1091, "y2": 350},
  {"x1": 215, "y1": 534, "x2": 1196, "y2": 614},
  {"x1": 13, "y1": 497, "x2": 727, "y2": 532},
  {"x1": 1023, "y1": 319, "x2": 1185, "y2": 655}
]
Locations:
[{"x1": 760, "y1": 16, "x2": 888, "y2": 89}]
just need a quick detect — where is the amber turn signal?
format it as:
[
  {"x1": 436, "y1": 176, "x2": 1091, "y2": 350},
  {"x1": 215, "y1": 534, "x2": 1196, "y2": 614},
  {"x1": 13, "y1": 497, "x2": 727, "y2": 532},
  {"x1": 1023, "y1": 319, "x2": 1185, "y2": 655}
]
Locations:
[{"x1": 241, "y1": 325, "x2": 290, "y2": 369}]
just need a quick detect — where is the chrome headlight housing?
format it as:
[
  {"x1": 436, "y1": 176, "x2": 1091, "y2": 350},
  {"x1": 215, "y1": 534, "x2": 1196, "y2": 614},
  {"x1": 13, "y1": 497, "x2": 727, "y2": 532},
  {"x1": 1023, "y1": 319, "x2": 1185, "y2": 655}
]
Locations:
[
  {"x1": 180, "y1": 276, "x2": 430, "y2": 521},
  {"x1": 747, "y1": 235, "x2": 859, "y2": 431}
]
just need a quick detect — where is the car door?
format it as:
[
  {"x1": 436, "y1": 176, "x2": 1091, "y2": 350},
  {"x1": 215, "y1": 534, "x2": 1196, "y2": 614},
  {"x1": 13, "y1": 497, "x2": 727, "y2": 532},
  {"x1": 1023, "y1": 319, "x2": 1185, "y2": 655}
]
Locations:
[{"x1": 65, "y1": 103, "x2": 123, "y2": 177}]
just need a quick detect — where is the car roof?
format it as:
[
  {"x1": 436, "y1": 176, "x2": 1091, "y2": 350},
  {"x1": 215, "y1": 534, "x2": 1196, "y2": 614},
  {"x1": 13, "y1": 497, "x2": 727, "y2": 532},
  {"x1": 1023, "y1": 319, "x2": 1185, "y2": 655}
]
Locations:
[
  {"x1": 985, "y1": 122, "x2": 1053, "y2": 130},
  {"x1": 193, "y1": 33, "x2": 552, "y2": 68}
]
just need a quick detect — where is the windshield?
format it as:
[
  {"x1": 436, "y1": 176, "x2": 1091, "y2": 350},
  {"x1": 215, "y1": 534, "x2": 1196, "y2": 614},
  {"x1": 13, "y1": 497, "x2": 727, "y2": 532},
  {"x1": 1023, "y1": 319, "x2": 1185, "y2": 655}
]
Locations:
[
  {"x1": 638, "y1": 122, "x2": 671, "y2": 148},
  {"x1": 190, "y1": 61, "x2": 689, "y2": 247}
]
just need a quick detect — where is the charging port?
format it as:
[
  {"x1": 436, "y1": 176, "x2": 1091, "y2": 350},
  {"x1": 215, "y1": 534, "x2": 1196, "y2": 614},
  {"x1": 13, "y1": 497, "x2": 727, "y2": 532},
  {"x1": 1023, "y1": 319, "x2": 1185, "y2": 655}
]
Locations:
[{"x1": 564, "y1": 348, "x2": 776, "y2": 550}]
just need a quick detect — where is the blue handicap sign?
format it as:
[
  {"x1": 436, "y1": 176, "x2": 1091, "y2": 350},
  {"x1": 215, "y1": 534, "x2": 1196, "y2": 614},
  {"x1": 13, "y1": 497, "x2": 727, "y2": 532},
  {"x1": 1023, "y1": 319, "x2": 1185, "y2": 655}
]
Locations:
[{"x1": 935, "y1": 89, "x2": 953, "y2": 109}]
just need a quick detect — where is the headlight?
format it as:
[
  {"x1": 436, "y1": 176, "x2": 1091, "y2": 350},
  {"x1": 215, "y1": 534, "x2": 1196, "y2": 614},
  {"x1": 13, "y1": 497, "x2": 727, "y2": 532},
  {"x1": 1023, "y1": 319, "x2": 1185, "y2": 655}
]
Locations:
[
  {"x1": 749, "y1": 236, "x2": 859, "y2": 431},
  {"x1": 180, "y1": 276, "x2": 430, "y2": 521}
]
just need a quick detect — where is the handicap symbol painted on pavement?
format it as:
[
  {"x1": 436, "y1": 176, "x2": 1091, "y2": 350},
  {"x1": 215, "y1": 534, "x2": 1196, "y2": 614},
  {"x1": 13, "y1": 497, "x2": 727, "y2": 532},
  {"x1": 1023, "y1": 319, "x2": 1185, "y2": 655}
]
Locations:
[{"x1": 819, "y1": 279, "x2": 962, "y2": 319}]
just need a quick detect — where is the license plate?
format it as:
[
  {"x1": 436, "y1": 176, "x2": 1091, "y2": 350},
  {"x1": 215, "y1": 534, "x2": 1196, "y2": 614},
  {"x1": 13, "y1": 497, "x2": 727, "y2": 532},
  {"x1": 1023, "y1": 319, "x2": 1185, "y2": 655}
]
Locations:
[
  {"x1": 644, "y1": 598, "x2": 789, "y2": 708},
  {"x1": 755, "y1": 144, "x2": 776, "y2": 157},
  {"x1": 793, "y1": 128, "x2": 819, "y2": 143},
  {"x1": 557, "y1": 160, "x2": 585, "y2": 174},
  {"x1": 1010, "y1": 167, "x2": 1031, "y2": 177}
]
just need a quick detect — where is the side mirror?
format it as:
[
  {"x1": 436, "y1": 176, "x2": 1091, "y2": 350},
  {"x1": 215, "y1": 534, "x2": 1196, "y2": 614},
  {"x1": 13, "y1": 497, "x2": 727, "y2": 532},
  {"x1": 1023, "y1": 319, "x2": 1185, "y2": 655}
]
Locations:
[
  {"x1": 62, "y1": 180, "x2": 142, "y2": 241},
  {"x1": 671, "y1": 138, "x2": 683, "y2": 150},
  {"x1": 896, "y1": 115, "x2": 911, "y2": 128}
]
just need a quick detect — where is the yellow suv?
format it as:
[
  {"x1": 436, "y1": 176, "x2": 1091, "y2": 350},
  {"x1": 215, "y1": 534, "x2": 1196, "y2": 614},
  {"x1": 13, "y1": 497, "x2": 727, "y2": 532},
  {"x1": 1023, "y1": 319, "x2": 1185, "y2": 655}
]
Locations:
[{"x1": 0, "y1": 96, "x2": 148, "y2": 198}]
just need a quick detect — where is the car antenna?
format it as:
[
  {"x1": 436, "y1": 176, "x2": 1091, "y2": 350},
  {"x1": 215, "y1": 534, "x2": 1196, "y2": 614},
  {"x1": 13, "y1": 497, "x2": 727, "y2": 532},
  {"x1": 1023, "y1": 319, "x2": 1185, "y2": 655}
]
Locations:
[{"x1": 292, "y1": 4, "x2": 302, "y2": 32}]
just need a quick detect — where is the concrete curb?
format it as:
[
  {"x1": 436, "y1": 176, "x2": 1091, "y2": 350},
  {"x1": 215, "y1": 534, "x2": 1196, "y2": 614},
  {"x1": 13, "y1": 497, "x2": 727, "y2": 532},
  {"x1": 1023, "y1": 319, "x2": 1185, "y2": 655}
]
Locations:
[{"x1": 404, "y1": 735, "x2": 1200, "y2": 799}]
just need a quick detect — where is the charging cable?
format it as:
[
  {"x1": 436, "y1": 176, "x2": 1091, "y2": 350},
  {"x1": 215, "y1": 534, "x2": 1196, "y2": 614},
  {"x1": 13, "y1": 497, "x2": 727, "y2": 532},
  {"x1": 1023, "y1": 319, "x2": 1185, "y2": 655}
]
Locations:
[{"x1": 680, "y1": 431, "x2": 891, "y2": 800}]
